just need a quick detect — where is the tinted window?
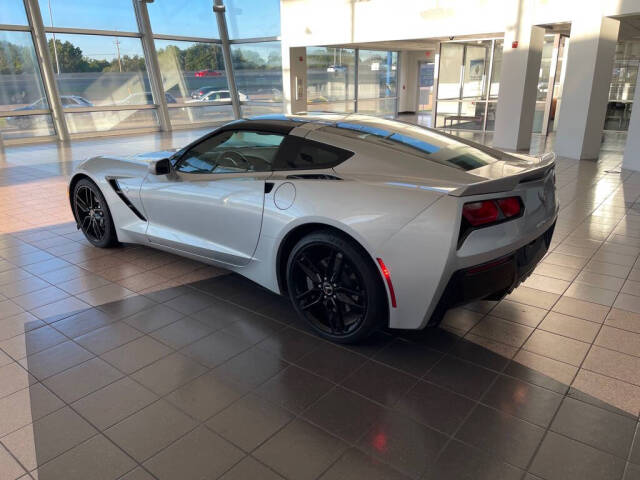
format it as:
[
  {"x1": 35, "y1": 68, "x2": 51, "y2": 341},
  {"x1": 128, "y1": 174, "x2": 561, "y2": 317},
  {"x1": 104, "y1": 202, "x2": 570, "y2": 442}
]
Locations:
[
  {"x1": 321, "y1": 121, "x2": 500, "y2": 171},
  {"x1": 177, "y1": 130, "x2": 284, "y2": 174},
  {"x1": 273, "y1": 136, "x2": 352, "y2": 171}
]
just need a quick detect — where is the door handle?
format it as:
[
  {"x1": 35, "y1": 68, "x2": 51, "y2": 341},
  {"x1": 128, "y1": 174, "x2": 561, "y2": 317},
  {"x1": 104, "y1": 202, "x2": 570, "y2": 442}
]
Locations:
[{"x1": 265, "y1": 182, "x2": 275, "y2": 194}]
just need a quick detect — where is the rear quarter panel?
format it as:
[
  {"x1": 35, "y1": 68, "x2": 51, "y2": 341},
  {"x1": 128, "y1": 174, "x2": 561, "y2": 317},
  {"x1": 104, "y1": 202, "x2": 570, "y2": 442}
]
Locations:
[{"x1": 240, "y1": 175, "x2": 443, "y2": 292}]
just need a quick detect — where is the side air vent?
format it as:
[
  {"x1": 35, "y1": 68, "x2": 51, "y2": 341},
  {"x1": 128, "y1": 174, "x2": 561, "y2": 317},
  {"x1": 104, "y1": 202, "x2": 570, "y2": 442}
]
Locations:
[
  {"x1": 286, "y1": 174, "x2": 342, "y2": 180},
  {"x1": 107, "y1": 178, "x2": 147, "y2": 221}
]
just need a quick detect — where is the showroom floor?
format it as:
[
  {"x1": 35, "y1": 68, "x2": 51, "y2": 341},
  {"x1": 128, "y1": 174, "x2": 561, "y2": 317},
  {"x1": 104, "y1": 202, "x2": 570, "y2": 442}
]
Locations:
[{"x1": 0, "y1": 126, "x2": 640, "y2": 480}]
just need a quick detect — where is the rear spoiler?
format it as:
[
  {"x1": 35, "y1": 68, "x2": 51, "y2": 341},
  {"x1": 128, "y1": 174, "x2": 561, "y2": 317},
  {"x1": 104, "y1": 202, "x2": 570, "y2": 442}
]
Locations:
[{"x1": 449, "y1": 152, "x2": 556, "y2": 197}]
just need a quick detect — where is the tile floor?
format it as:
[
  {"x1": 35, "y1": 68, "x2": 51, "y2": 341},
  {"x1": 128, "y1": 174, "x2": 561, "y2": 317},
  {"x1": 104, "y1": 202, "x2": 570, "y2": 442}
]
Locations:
[{"x1": 0, "y1": 127, "x2": 639, "y2": 479}]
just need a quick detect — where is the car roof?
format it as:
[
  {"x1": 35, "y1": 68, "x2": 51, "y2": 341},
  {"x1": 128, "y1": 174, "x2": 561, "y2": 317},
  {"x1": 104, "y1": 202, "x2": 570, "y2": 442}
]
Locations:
[
  {"x1": 237, "y1": 113, "x2": 513, "y2": 169},
  {"x1": 236, "y1": 113, "x2": 445, "y2": 138},
  {"x1": 240, "y1": 113, "x2": 436, "y2": 133}
]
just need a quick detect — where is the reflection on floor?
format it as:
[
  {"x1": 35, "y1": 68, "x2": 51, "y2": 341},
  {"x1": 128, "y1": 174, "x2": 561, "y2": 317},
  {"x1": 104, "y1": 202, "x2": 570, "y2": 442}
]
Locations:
[{"x1": 0, "y1": 126, "x2": 639, "y2": 480}]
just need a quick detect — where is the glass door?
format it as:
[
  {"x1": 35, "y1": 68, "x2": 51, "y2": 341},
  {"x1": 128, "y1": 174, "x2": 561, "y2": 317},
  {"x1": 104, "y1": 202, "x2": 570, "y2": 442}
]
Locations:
[
  {"x1": 435, "y1": 40, "x2": 495, "y2": 130},
  {"x1": 417, "y1": 60, "x2": 435, "y2": 126},
  {"x1": 533, "y1": 35, "x2": 556, "y2": 133},
  {"x1": 357, "y1": 50, "x2": 398, "y2": 117}
]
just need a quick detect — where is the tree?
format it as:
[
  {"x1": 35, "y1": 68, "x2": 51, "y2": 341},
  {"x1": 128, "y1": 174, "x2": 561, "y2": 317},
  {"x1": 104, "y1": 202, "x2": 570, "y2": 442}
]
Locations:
[
  {"x1": 0, "y1": 41, "x2": 37, "y2": 74},
  {"x1": 47, "y1": 39, "x2": 85, "y2": 73},
  {"x1": 184, "y1": 43, "x2": 223, "y2": 71},
  {"x1": 266, "y1": 50, "x2": 281, "y2": 70},
  {"x1": 232, "y1": 48, "x2": 264, "y2": 69},
  {"x1": 103, "y1": 55, "x2": 146, "y2": 73}
]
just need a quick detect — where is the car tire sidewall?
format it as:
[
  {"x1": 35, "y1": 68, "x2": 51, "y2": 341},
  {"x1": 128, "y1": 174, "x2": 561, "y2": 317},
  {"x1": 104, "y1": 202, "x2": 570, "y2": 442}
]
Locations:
[
  {"x1": 286, "y1": 231, "x2": 387, "y2": 344},
  {"x1": 73, "y1": 179, "x2": 118, "y2": 248}
]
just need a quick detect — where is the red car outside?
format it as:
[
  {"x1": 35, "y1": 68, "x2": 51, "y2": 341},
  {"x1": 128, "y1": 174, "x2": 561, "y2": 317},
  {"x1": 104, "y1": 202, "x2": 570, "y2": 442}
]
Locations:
[{"x1": 194, "y1": 69, "x2": 223, "y2": 77}]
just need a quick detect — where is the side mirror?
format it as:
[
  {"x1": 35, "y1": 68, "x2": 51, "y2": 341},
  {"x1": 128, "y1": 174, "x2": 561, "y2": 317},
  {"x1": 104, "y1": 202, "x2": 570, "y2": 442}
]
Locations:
[{"x1": 148, "y1": 158, "x2": 172, "y2": 175}]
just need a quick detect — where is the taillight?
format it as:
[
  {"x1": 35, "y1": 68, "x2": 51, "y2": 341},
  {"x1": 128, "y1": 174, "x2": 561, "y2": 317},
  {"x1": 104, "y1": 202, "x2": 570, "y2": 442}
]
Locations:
[
  {"x1": 459, "y1": 196, "x2": 523, "y2": 248},
  {"x1": 462, "y1": 200, "x2": 499, "y2": 226},
  {"x1": 497, "y1": 197, "x2": 521, "y2": 218},
  {"x1": 462, "y1": 196, "x2": 522, "y2": 227}
]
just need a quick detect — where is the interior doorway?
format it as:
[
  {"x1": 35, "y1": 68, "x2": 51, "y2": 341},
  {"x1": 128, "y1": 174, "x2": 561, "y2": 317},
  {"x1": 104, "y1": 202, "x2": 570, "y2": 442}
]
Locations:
[{"x1": 418, "y1": 61, "x2": 435, "y2": 113}]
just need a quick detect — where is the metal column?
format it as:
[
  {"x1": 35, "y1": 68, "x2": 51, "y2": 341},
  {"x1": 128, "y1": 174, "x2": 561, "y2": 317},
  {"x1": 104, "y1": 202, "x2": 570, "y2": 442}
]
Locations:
[
  {"x1": 134, "y1": 0, "x2": 171, "y2": 132},
  {"x1": 23, "y1": 0, "x2": 69, "y2": 141},
  {"x1": 541, "y1": 34, "x2": 561, "y2": 136},
  {"x1": 354, "y1": 48, "x2": 359, "y2": 113},
  {"x1": 431, "y1": 43, "x2": 440, "y2": 128},
  {"x1": 482, "y1": 39, "x2": 496, "y2": 132},
  {"x1": 213, "y1": 0, "x2": 241, "y2": 119}
]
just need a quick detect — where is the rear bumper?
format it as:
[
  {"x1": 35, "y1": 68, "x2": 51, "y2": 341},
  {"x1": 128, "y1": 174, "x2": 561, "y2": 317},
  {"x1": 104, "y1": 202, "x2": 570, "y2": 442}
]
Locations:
[{"x1": 429, "y1": 221, "x2": 555, "y2": 325}]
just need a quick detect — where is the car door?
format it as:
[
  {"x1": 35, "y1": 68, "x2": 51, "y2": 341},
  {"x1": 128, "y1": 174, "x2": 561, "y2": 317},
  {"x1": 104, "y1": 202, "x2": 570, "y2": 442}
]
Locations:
[{"x1": 139, "y1": 129, "x2": 285, "y2": 266}]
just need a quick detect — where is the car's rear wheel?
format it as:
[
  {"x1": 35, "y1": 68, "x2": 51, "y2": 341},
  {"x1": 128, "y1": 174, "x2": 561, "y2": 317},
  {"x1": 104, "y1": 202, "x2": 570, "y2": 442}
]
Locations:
[
  {"x1": 73, "y1": 178, "x2": 118, "y2": 248},
  {"x1": 286, "y1": 231, "x2": 387, "y2": 343}
]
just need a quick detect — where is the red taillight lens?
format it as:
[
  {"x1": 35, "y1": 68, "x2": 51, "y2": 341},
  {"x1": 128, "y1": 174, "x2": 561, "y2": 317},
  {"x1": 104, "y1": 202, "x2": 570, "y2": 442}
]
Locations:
[
  {"x1": 462, "y1": 200, "x2": 499, "y2": 226},
  {"x1": 497, "y1": 197, "x2": 521, "y2": 218},
  {"x1": 462, "y1": 196, "x2": 522, "y2": 227}
]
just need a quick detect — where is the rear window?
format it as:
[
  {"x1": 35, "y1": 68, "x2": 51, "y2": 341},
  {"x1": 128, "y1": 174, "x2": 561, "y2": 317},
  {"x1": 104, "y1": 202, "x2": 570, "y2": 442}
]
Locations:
[
  {"x1": 321, "y1": 121, "x2": 499, "y2": 171},
  {"x1": 273, "y1": 136, "x2": 353, "y2": 171}
]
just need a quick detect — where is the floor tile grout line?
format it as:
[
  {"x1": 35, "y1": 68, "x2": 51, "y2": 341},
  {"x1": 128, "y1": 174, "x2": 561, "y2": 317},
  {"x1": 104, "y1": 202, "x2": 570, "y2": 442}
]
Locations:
[
  {"x1": 0, "y1": 435, "x2": 32, "y2": 478},
  {"x1": 1, "y1": 138, "x2": 640, "y2": 476},
  {"x1": 519, "y1": 179, "x2": 640, "y2": 480},
  {"x1": 622, "y1": 421, "x2": 640, "y2": 480}
]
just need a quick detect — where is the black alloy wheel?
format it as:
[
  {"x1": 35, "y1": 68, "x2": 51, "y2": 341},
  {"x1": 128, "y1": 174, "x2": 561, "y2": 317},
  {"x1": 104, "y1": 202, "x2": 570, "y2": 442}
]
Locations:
[
  {"x1": 73, "y1": 179, "x2": 118, "y2": 248},
  {"x1": 286, "y1": 231, "x2": 387, "y2": 343}
]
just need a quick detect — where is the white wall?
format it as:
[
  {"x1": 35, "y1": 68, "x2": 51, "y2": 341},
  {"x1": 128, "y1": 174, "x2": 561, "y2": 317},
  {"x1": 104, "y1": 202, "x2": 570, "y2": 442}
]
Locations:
[
  {"x1": 280, "y1": 0, "x2": 640, "y2": 49},
  {"x1": 398, "y1": 51, "x2": 428, "y2": 112}
]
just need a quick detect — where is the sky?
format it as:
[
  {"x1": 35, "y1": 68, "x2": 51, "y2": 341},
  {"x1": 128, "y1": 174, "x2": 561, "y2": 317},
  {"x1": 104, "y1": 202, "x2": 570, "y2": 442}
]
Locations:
[{"x1": 1, "y1": 0, "x2": 280, "y2": 61}]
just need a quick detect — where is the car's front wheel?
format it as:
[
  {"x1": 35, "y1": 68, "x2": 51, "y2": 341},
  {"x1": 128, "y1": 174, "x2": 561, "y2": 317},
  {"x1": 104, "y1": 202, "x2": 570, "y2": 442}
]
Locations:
[
  {"x1": 72, "y1": 178, "x2": 118, "y2": 248},
  {"x1": 286, "y1": 230, "x2": 387, "y2": 343}
]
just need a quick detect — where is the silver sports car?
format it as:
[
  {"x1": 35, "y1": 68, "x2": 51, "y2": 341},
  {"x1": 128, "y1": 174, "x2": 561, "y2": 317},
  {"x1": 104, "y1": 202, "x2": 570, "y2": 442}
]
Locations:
[{"x1": 69, "y1": 113, "x2": 558, "y2": 343}]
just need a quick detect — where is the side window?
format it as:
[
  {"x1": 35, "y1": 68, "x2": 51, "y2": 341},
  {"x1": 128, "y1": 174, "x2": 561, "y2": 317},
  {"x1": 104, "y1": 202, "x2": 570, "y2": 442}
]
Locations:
[
  {"x1": 273, "y1": 136, "x2": 353, "y2": 171},
  {"x1": 176, "y1": 130, "x2": 285, "y2": 174}
]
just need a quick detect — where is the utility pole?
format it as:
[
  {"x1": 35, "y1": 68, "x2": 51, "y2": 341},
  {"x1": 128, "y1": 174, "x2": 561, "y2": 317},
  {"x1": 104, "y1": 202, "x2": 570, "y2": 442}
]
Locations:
[
  {"x1": 47, "y1": 0, "x2": 60, "y2": 74},
  {"x1": 114, "y1": 38, "x2": 122, "y2": 72}
]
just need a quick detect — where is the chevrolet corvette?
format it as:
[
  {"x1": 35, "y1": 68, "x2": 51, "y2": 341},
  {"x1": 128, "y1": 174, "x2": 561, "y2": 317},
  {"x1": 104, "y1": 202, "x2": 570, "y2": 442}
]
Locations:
[{"x1": 69, "y1": 113, "x2": 558, "y2": 343}]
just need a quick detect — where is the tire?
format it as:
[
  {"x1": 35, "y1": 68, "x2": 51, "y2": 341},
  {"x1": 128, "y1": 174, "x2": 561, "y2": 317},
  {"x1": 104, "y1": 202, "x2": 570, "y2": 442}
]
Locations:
[
  {"x1": 286, "y1": 230, "x2": 388, "y2": 343},
  {"x1": 72, "y1": 178, "x2": 118, "y2": 248}
]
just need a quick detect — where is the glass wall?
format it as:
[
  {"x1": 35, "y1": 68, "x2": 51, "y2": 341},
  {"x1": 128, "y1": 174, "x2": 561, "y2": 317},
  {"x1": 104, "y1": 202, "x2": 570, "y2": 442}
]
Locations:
[
  {"x1": 225, "y1": 0, "x2": 281, "y2": 39},
  {"x1": 148, "y1": 0, "x2": 282, "y2": 124},
  {"x1": 36, "y1": 0, "x2": 160, "y2": 135},
  {"x1": 307, "y1": 47, "x2": 356, "y2": 112},
  {"x1": 0, "y1": 4, "x2": 55, "y2": 140},
  {"x1": 418, "y1": 60, "x2": 435, "y2": 114},
  {"x1": 154, "y1": 39, "x2": 232, "y2": 126},
  {"x1": 357, "y1": 50, "x2": 397, "y2": 116},
  {"x1": 0, "y1": 0, "x2": 281, "y2": 142},
  {"x1": 436, "y1": 40, "x2": 494, "y2": 130},
  {"x1": 231, "y1": 41, "x2": 283, "y2": 116},
  {"x1": 39, "y1": 0, "x2": 138, "y2": 31},
  {"x1": 148, "y1": 0, "x2": 232, "y2": 128},
  {"x1": 532, "y1": 36, "x2": 555, "y2": 133},
  {"x1": 605, "y1": 39, "x2": 640, "y2": 131},
  {"x1": 305, "y1": 47, "x2": 396, "y2": 116},
  {"x1": 434, "y1": 35, "x2": 567, "y2": 134},
  {"x1": 147, "y1": 0, "x2": 220, "y2": 39}
]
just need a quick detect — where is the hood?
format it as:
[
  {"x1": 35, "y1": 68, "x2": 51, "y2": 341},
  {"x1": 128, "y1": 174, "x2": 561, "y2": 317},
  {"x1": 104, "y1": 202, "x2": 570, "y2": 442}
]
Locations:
[{"x1": 132, "y1": 149, "x2": 178, "y2": 162}]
